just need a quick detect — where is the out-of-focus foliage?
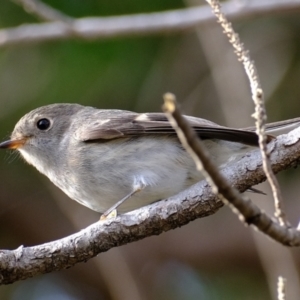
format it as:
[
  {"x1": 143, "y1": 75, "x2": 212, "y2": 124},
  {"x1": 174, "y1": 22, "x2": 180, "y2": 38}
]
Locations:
[{"x1": 0, "y1": 1, "x2": 300, "y2": 299}]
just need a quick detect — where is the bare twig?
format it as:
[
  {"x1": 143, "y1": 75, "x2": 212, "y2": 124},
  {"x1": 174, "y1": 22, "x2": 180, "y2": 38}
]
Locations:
[
  {"x1": 1, "y1": 0, "x2": 300, "y2": 47},
  {"x1": 11, "y1": 0, "x2": 74, "y2": 23},
  {"x1": 206, "y1": 0, "x2": 286, "y2": 225},
  {"x1": 277, "y1": 276, "x2": 287, "y2": 300},
  {"x1": 162, "y1": 93, "x2": 300, "y2": 246}
]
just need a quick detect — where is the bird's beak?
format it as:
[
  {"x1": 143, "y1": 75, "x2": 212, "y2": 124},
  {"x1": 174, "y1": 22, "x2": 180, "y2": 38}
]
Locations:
[{"x1": 0, "y1": 138, "x2": 27, "y2": 149}]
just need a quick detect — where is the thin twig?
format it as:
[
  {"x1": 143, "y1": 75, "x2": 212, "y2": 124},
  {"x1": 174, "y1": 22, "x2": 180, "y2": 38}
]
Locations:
[
  {"x1": 162, "y1": 93, "x2": 300, "y2": 245},
  {"x1": 206, "y1": 0, "x2": 286, "y2": 225},
  {"x1": 1, "y1": 0, "x2": 300, "y2": 47},
  {"x1": 12, "y1": 0, "x2": 74, "y2": 23},
  {"x1": 277, "y1": 276, "x2": 287, "y2": 300}
]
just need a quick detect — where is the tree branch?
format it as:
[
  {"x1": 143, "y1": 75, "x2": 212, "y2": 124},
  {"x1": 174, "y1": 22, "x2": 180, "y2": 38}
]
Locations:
[
  {"x1": 12, "y1": 0, "x2": 74, "y2": 22},
  {"x1": 163, "y1": 94, "x2": 300, "y2": 248},
  {"x1": 1, "y1": 0, "x2": 300, "y2": 47},
  {"x1": 206, "y1": 0, "x2": 286, "y2": 226}
]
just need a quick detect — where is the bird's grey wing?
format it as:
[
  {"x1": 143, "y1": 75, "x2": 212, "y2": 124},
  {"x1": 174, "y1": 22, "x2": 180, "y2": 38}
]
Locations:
[
  {"x1": 243, "y1": 117, "x2": 300, "y2": 136},
  {"x1": 75, "y1": 112, "x2": 267, "y2": 146}
]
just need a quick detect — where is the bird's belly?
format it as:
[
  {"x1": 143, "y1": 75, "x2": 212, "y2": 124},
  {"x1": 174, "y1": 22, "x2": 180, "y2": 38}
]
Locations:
[
  {"x1": 50, "y1": 138, "x2": 251, "y2": 213},
  {"x1": 57, "y1": 137, "x2": 202, "y2": 213},
  {"x1": 58, "y1": 165, "x2": 200, "y2": 213}
]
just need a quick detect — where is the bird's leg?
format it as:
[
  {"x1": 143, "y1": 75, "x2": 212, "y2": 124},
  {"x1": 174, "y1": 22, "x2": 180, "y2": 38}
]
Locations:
[{"x1": 100, "y1": 179, "x2": 146, "y2": 220}]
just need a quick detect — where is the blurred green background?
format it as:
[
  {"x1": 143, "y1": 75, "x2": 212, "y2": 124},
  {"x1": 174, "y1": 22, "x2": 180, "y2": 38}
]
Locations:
[{"x1": 0, "y1": 0, "x2": 300, "y2": 299}]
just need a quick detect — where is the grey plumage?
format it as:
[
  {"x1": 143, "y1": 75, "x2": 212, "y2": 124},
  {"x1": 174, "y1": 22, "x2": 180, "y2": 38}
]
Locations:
[{"x1": 0, "y1": 104, "x2": 299, "y2": 213}]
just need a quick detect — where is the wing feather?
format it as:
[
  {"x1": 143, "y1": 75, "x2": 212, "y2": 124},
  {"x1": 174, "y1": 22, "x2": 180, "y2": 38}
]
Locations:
[{"x1": 76, "y1": 112, "x2": 272, "y2": 146}]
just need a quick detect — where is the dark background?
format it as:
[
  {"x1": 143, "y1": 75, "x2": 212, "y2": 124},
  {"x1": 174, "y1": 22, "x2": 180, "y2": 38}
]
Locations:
[{"x1": 0, "y1": 1, "x2": 300, "y2": 299}]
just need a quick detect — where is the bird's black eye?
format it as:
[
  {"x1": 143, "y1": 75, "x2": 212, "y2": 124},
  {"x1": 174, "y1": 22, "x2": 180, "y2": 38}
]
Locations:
[{"x1": 37, "y1": 118, "x2": 51, "y2": 130}]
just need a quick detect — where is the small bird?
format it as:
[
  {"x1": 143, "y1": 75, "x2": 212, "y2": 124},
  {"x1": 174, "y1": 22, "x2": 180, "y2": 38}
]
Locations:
[{"x1": 0, "y1": 104, "x2": 299, "y2": 215}]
